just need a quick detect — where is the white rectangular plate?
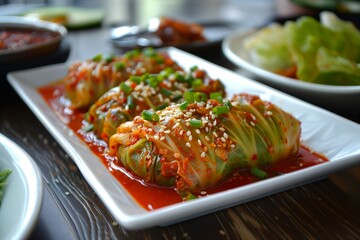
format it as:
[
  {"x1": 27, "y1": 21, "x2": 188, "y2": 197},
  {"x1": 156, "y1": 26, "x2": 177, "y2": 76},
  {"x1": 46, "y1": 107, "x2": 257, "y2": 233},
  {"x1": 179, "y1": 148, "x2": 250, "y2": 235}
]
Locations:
[{"x1": 7, "y1": 47, "x2": 360, "y2": 230}]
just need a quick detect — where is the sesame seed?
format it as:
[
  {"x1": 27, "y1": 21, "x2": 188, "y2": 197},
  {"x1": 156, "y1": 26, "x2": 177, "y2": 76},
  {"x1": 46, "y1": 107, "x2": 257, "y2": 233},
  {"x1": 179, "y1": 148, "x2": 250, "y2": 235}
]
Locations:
[
  {"x1": 159, "y1": 128, "x2": 164, "y2": 132},
  {"x1": 187, "y1": 131, "x2": 191, "y2": 136},
  {"x1": 164, "y1": 130, "x2": 171, "y2": 134},
  {"x1": 223, "y1": 132, "x2": 228, "y2": 139},
  {"x1": 250, "y1": 121, "x2": 255, "y2": 126},
  {"x1": 172, "y1": 123, "x2": 180, "y2": 129},
  {"x1": 180, "y1": 130, "x2": 184, "y2": 136},
  {"x1": 154, "y1": 135, "x2": 159, "y2": 140},
  {"x1": 213, "y1": 132, "x2": 218, "y2": 137},
  {"x1": 205, "y1": 136, "x2": 210, "y2": 141},
  {"x1": 198, "y1": 139, "x2": 202, "y2": 146},
  {"x1": 231, "y1": 144, "x2": 236, "y2": 149},
  {"x1": 221, "y1": 137, "x2": 226, "y2": 143},
  {"x1": 219, "y1": 127, "x2": 225, "y2": 132},
  {"x1": 174, "y1": 153, "x2": 180, "y2": 159},
  {"x1": 201, "y1": 152, "x2": 206, "y2": 158},
  {"x1": 189, "y1": 135, "x2": 193, "y2": 141},
  {"x1": 196, "y1": 129, "x2": 201, "y2": 134},
  {"x1": 160, "y1": 136, "x2": 166, "y2": 141},
  {"x1": 205, "y1": 127, "x2": 209, "y2": 132},
  {"x1": 214, "y1": 120, "x2": 217, "y2": 126},
  {"x1": 186, "y1": 122, "x2": 190, "y2": 126},
  {"x1": 186, "y1": 142, "x2": 191, "y2": 147}
]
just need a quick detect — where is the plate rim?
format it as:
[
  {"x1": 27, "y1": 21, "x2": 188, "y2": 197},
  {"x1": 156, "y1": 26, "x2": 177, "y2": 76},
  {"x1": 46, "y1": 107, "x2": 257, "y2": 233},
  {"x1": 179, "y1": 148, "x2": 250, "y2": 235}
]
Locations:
[
  {"x1": 0, "y1": 133, "x2": 44, "y2": 239},
  {"x1": 6, "y1": 47, "x2": 360, "y2": 230}
]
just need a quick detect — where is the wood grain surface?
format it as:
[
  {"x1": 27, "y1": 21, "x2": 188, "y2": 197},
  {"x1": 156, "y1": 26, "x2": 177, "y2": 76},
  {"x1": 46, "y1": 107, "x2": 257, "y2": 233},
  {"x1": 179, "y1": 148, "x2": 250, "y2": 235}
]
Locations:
[{"x1": 1, "y1": 27, "x2": 359, "y2": 240}]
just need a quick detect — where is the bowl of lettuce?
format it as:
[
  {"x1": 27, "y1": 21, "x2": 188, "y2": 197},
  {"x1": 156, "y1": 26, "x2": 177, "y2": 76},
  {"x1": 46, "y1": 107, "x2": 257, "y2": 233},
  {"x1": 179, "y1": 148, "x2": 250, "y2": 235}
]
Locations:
[{"x1": 222, "y1": 11, "x2": 360, "y2": 112}]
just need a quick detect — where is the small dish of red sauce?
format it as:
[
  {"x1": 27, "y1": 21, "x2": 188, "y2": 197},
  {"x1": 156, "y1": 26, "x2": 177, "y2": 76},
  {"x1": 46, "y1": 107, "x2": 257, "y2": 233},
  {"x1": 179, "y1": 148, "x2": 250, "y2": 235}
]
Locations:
[{"x1": 0, "y1": 16, "x2": 67, "y2": 63}]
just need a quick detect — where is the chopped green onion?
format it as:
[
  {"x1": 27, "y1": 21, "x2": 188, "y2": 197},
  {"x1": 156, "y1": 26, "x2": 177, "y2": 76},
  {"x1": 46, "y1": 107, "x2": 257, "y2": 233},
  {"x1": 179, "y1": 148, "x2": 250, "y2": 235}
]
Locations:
[
  {"x1": 179, "y1": 101, "x2": 189, "y2": 110},
  {"x1": 212, "y1": 106, "x2": 229, "y2": 115},
  {"x1": 171, "y1": 94, "x2": 183, "y2": 102},
  {"x1": 143, "y1": 47, "x2": 156, "y2": 57},
  {"x1": 251, "y1": 167, "x2": 268, "y2": 179},
  {"x1": 142, "y1": 110, "x2": 160, "y2": 122},
  {"x1": 114, "y1": 62, "x2": 125, "y2": 71},
  {"x1": 184, "y1": 92, "x2": 195, "y2": 104},
  {"x1": 191, "y1": 78, "x2": 203, "y2": 88},
  {"x1": 160, "y1": 88, "x2": 173, "y2": 97},
  {"x1": 104, "y1": 54, "x2": 114, "y2": 63},
  {"x1": 156, "y1": 102, "x2": 168, "y2": 111},
  {"x1": 130, "y1": 76, "x2": 141, "y2": 84},
  {"x1": 195, "y1": 92, "x2": 207, "y2": 102},
  {"x1": 189, "y1": 119, "x2": 203, "y2": 127},
  {"x1": 92, "y1": 54, "x2": 102, "y2": 62},
  {"x1": 155, "y1": 56, "x2": 164, "y2": 64},
  {"x1": 224, "y1": 100, "x2": 232, "y2": 109},
  {"x1": 190, "y1": 65, "x2": 198, "y2": 72},
  {"x1": 174, "y1": 72, "x2": 185, "y2": 82},
  {"x1": 120, "y1": 82, "x2": 132, "y2": 94},
  {"x1": 125, "y1": 49, "x2": 140, "y2": 58},
  {"x1": 127, "y1": 95, "x2": 135, "y2": 109},
  {"x1": 210, "y1": 92, "x2": 223, "y2": 103}
]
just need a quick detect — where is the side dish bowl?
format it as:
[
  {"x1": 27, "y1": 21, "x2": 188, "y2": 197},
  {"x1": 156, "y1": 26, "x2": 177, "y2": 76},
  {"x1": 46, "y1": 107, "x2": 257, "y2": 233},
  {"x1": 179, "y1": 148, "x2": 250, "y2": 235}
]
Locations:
[
  {"x1": 222, "y1": 29, "x2": 360, "y2": 113},
  {"x1": 0, "y1": 133, "x2": 43, "y2": 240},
  {"x1": 0, "y1": 16, "x2": 67, "y2": 63}
]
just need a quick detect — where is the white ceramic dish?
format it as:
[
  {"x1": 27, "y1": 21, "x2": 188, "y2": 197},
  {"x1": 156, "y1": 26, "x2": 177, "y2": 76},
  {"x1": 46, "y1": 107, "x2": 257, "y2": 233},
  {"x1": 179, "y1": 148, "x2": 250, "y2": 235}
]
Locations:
[
  {"x1": 0, "y1": 133, "x2": 43, "y2": 240},
  {"x1": 222, "y1": 29, "x2": 360, "y2": 112},
  {"x1": 0, "y1": 16, "x2": 67, "y2": 63},
  {"x1": 7, "y1": 47, "x2": 360, "y2": 230}
]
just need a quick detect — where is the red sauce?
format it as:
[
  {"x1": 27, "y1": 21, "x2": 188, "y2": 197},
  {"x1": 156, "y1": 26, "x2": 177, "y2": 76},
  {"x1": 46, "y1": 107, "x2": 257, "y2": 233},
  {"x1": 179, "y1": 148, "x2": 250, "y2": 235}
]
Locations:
[
  {"x1": 38, "y1": 83, "x2": 329, "y2": 211},
  {"x1": 0, "y1": 27, "x2": 58, "y2": 50}
]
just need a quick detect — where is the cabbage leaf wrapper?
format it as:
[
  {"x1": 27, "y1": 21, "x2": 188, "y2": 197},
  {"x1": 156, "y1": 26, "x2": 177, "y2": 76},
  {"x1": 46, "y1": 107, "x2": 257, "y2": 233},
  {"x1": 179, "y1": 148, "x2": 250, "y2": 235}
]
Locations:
[
  {"x1": 64, "y1": 48, "x2": 182, "y2": 109},
  {"x1": 84, "y1": 67, "x2": 225, "y2": 143},
  {"x1": 108, "y1": 93, "x2": 301, "y2": 199}
]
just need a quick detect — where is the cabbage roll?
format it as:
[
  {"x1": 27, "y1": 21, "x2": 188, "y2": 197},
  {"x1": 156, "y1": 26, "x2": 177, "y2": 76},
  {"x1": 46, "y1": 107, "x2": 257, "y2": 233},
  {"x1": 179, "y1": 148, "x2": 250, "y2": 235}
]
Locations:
[
  {"x1": 85, "y1": 66, "x2": 225, "y2": 143},
  {"x1": 64, "y1": 48, "x2": 182, "y2": 109},
  {"x1": 108, "y1": 93, "x2": 301, "y2": 199}
]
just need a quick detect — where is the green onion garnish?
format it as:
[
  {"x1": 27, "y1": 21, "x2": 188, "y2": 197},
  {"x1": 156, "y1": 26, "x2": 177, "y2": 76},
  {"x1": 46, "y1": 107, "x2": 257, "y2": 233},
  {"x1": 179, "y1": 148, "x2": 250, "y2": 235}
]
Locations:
[
  {"x1": 251, "y1": 167, "x2": 268, "y2": 179},
  {"x1": 125, "y1": 49, "x2": 140, "y2": 58},
  {"x1": 224, "y1": 100, "x2": 232, "y2": 109},
  {"x1": 195, "y1": 92, "x2": 207, "y2": 102},
  {"x1": 120, "y1": 82, "x2": 132, "y2": 94},
  {"x1": 191, "y1": 78, "x2": 203, "y2": 88},
  {"x1": 104, "y1": 54, "x2": 114, "y2": 63},
  {"x1": 212, "y1": 106, "x2": 229, "y2": 115},
  {"x1": 171, "y1": 94, "x2": 183, "y2": 102},
  {"x1": 114, "y1": 62, "x2": 125, "y2": 71},
  {"x1": 184, "y1": 92, "x2": 195, "y2": 104},
  {"x1": 130, "y1": 76, "x2": 141, "y2": 84},
  {"x1": 190, "y1": 65, "x2": 198, "y2": 72},
  {"x1": 92, "y1": 54, "x2": 102, "y2": 62},
  {"x1": 210, "y1": 92, "x2": 223, "y2": 103},
  {"x1": 142, "y1": 110, "x2": 160, "y2": 122},
  {"x1": 179, "y1": 101, "x2": 189, "y2": 110},
  {"x1": 160, "y1": 88, "x2": 173, "y2": 97},
  {"x1": 156, "y1": 102, "x2": 169, "y2": 111},
  {"x1": 127, "y1": 95, "x2": 135, "y2": 109},
  {"x1": 174, "y1": 72, "x2": 185, "y2": 82},
  {"x1": 189, "y1": 119, "x2": 203, "y2": 127}
]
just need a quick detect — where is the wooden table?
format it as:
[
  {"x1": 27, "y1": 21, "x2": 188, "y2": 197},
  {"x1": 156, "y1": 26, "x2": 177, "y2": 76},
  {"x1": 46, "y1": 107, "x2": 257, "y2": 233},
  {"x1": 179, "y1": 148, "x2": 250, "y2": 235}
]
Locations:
[{"x1": 1, "y1": 25, "x2": 360, "y2": 240}]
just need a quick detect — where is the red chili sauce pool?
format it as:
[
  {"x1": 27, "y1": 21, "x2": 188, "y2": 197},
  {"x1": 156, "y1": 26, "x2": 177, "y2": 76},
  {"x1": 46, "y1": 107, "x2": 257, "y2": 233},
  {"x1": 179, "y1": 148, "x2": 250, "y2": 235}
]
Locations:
[
  {"x1": 38, "y1": 83, "x2": 329, "y2": 211},
  {"x1": 0, "y1": 27, "x2": 58, "y2": 50}
]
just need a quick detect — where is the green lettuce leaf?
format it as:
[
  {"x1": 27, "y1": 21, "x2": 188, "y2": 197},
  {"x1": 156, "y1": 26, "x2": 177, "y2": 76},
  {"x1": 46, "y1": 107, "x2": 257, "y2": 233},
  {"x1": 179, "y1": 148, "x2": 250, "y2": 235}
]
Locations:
[{"x1": 285, "y1": 13, "x2": 360, "y2": 85}]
